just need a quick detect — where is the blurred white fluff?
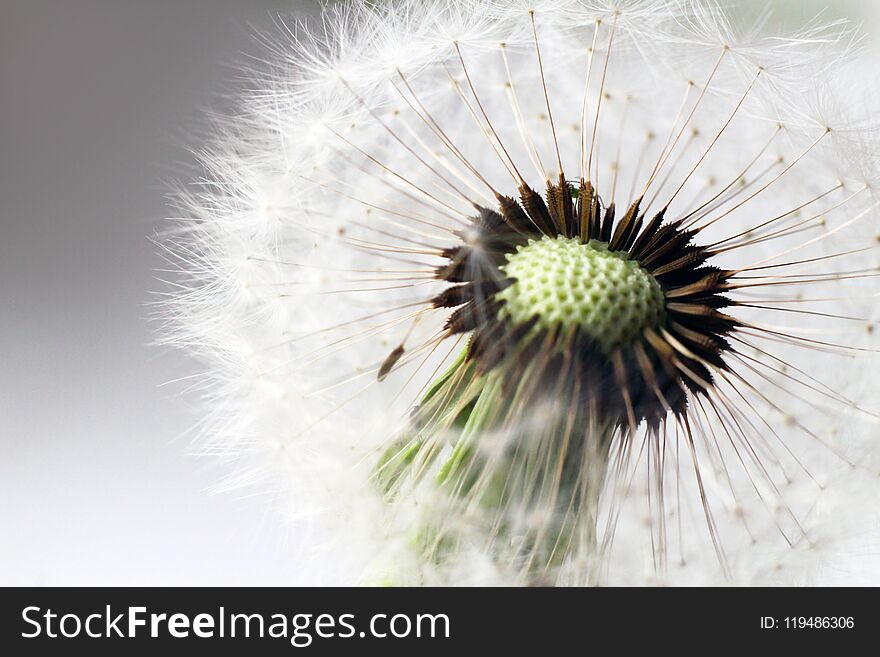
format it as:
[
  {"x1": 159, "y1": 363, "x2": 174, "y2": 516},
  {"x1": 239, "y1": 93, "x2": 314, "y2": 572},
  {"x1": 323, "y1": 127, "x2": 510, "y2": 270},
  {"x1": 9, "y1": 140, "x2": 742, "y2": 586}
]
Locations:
[{"x1": 159, "y1": 0, "x2": 880, "y2": 585}]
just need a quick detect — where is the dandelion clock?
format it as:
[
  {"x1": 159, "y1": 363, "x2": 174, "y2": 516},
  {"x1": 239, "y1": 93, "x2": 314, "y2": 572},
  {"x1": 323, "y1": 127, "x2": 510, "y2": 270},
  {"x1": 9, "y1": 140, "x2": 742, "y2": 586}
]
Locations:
[{"x1": 160, "y1": 0, "x2": 880, "y2": 586}]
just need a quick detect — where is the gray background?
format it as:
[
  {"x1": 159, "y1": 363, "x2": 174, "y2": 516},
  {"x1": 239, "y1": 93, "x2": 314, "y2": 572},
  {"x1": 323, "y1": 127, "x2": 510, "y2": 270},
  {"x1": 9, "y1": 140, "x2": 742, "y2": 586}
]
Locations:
[
  {"x1": 0, "y1": 0, "x2": 321, "y2": 586},
  {"x1": 1, "y1": 0, "x2": 877, "y2": 585}
]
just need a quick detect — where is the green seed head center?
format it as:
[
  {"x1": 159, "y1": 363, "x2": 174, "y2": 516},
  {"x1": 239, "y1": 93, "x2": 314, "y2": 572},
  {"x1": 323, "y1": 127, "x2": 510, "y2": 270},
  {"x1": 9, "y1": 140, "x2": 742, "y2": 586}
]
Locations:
[{"x1": 496, "y1": 235, "x2": 665, "y2": 353}]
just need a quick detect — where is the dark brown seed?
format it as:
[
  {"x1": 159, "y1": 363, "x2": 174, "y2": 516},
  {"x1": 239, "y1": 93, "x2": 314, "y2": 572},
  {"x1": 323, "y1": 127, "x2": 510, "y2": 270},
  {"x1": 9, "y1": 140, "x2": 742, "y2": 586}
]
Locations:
[{"x1": 378, "y1": 345, "x2": 405, "y2": 382}]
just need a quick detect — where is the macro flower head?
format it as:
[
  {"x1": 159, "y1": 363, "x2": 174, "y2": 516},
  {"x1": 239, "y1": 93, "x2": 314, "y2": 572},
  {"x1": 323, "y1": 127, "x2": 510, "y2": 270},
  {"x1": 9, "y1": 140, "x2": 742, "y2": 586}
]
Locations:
[{"x1": 161, "y1": 0, "x2": 880, "y2": 585}]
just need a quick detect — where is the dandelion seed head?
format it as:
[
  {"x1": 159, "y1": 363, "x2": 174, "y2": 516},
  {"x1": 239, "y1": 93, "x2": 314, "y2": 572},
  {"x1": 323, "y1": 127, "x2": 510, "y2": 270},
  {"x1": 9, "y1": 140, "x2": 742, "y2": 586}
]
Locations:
[{"x1": 161, "y1": 0, "x2": 880, "y2": 585}]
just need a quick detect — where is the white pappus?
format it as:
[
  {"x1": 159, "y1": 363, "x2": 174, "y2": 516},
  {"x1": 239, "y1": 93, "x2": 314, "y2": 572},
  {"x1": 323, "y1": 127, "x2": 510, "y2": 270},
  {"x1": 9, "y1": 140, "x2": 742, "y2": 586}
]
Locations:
[{"x1": 158, "y1": 0, "x2": 880, "y2": 586}]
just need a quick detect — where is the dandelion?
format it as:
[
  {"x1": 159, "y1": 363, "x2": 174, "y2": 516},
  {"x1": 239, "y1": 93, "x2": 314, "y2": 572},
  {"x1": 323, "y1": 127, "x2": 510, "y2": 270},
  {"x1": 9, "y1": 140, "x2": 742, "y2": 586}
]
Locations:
[{"x1": 160, "y1": 0, "x2": 880, "y2": 585}]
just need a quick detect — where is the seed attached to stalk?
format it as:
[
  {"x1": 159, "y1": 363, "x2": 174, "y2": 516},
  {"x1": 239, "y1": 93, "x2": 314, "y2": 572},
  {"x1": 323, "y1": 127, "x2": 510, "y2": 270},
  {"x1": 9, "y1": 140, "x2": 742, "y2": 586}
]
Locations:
[{"x1": 376, "y1": 179, "x2": 747, "y2": 583}]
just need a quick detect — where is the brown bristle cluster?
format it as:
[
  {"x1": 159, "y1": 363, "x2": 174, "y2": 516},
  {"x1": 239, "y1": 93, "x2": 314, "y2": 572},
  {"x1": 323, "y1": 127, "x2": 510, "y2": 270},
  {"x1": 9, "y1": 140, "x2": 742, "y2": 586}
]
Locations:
[{"x1": 429, "y1": 178, "x2": 739, "y2": 432}]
